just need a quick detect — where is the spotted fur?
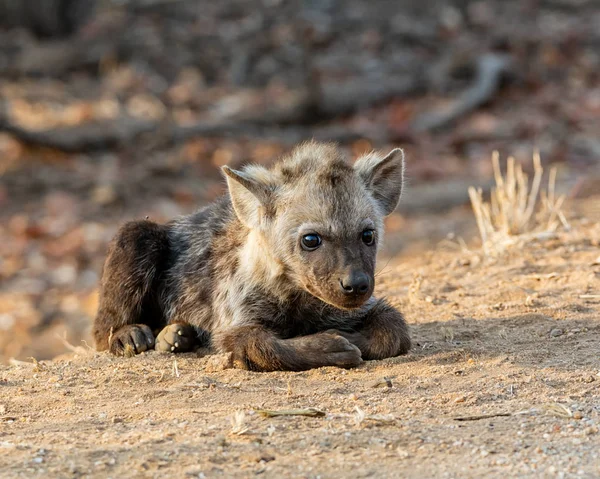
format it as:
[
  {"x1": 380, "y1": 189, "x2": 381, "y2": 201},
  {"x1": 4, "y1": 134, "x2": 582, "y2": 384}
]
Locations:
[{"x1": 93, "y1": 141, "x2": 410, "y2": 371}]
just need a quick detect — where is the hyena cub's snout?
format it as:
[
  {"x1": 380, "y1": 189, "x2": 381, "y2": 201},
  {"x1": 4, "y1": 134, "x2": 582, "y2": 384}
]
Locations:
[
  {"x1": 305, "y1": 264, "x2": 374, "y2": 310},
  {"x1": 339, "y1": 269, "x2": 371, "y2": 297},
  {"x1": 331, "y1": 265, "x2": 374, "y2": 309}
]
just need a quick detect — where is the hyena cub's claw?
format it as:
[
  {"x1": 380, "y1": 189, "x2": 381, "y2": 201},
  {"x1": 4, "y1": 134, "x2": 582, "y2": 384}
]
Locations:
[
  {"x1": 109, "y1": 324, "x2": 155, "y2": 357},
  {"x1": 155, "y1": 323, "x2": 198, "y2": 353}
]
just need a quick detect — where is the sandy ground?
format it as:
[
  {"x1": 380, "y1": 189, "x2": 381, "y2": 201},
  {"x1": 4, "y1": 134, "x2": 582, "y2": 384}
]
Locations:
[{"x1": 1, "y1": 207, "x2": 599, "y2": 478}]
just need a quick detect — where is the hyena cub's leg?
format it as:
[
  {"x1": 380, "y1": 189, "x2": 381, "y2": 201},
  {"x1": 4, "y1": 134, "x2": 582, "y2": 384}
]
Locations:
[
  {"x1": 93, "y1": 220, "x2": 169, "y2": 356},
  {"x1": 340, "y1": 299, "x2": 411, "y2": 360},
  {"x1": 219, "y1": 326, "x2": 363, "y2": 372}
]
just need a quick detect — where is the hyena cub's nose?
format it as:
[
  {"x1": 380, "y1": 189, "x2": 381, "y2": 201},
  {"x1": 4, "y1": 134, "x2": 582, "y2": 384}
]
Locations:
[{"x1": 340, "y1": 271, "x2": 370, "y2": 296}]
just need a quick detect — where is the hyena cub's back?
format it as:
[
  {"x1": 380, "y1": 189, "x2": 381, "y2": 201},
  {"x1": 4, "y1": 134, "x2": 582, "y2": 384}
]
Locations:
[{"x1": 93, "y1": 141, "x2": 410, "y2": 371}]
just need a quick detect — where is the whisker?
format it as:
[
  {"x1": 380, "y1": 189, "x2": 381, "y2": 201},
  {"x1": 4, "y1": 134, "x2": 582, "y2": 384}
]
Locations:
[{"x1": 375, "y1": 257, "x2": 394, "y2": 278}]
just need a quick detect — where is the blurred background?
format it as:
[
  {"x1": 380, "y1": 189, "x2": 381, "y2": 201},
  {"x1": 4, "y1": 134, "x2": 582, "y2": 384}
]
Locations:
[{"x1": 1, "y1": 0, "x2": 599, "y2": 362}]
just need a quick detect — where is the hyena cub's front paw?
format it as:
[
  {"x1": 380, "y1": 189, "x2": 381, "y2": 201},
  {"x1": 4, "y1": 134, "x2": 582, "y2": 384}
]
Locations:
[
  {"x1": 110, "y1": 324, "x2": 155, "y2": 356},
  {"x1": 155, "y1": 323, "x2": 198, "y2": 353},
  {"x1": 299, "y1": 331, "x2": 363, "y2": 369}
]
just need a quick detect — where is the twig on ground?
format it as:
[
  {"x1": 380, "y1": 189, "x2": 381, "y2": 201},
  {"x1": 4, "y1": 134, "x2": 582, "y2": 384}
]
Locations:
[
  {"x1": 329, "y1": 408, "x2": 397, "y2": 426},
  {"x1": 453, "y1": 412, "x2": 512, "y2": 421},
  {"x1": 8, "y1": 358, "x2": 35, "y2": 368},
  {"x1": 256, "y1": 408, "x2": 326, "y2": 418}
]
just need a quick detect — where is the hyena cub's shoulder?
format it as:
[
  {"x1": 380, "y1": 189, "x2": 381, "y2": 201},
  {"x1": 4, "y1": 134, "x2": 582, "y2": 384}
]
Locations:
[{"x1": 94, "y1": 141, "x2": 410, "y2": 371}]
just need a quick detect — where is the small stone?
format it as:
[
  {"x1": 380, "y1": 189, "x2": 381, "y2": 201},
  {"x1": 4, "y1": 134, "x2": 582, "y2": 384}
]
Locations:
[
  {"x1": 370, "y1": 377, "x2": 393, "y2": 388},
  {"x1": 550, "y1": 328, "x2": 563, "y2": 338},
  {"x1": 573, "y1": 411, "x2": 583, "y2": 420},
  {"x1": 205, "y1": 352, "x2": 234, "y2": 372},
  {"x1": 112, "y1": 417, "x2": 123, "y2": 424}
]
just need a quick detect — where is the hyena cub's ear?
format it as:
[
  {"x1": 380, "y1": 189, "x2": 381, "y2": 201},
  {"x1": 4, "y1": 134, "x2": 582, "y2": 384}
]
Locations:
[
  {"x1": 222, "y1": 165, "x2": 275, "y2": 229},
  {"x1": 354, "y1": 148, "x2": 405, "y2": 216}
]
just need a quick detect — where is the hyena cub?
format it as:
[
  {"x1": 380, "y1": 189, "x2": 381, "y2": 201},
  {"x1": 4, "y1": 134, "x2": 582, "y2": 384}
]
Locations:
[{"x1": 93, "y1": 141, "x2": 410, "y2": 371}]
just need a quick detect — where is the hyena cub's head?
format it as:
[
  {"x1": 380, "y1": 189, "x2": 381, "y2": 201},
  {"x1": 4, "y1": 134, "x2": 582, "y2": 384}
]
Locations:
[{"x1": 222, "y1": 142, "x2": 404, "y2": 310}]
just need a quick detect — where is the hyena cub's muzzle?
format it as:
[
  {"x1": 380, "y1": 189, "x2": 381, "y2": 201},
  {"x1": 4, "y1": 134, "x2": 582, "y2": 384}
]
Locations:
[
  {"x1": 340, "y1": 268, "x2": 372, "y2": 295},
  {"x1": 303, "y1": 268, "x2": 374, "y2": 310},
  {"x1": 311, "y1": 266, "x2": 375, "y2": 310}
]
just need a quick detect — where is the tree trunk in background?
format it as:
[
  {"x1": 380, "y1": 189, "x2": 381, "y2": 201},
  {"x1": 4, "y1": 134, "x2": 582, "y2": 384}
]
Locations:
[{"x1": 0, "y1": 0, "x2": 95, "y2": 37}]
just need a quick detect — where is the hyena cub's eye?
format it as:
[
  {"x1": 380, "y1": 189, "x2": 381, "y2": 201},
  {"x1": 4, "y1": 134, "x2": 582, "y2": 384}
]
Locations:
[
  {"x1": 362, "y1": 229, "x2": 376, "y2": 246},
  {"x1": 301, "y1": 234, "x2": 322, "y2": 251}
]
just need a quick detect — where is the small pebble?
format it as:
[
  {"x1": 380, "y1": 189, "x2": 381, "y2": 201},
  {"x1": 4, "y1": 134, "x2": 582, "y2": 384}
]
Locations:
[
  {"x1": 370, "y1": 377, "x2": 393, "y2": 388},
  {"x1": 205, "y1": 352, "x2": 234, "y2": 372},
  {"x1": 550, "y1": 328, "x2": 563, "y2": 338}
]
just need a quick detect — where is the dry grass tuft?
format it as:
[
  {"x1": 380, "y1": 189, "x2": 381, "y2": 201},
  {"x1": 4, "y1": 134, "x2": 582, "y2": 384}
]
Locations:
[
  {"x1": 408, "y1": 273, "x2": 423, "y2": 304},
  {"x1": 56, "y1": 333, "x2": 96, "y2": 357},
  {"x1": 230, "y1": 410, "x2": 250, "y2": 436},
  {"x1": 541, "y1": 403, "x2": 573, "y2": 418},
  {"x1": 353, "y1": 406, "x2": 366, "y2": 426},
  {"x1": 172, "y1": 360, "x2": 180, "y2": 377},
  {"x1": 469, "y1": 150, "x2": 569, "y2": 255}
]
